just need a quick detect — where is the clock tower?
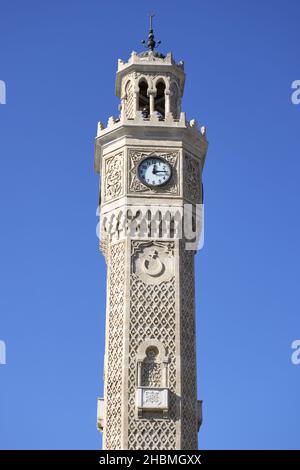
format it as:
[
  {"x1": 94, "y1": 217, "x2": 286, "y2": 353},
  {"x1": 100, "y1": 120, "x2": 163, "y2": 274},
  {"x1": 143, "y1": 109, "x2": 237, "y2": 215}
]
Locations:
[{"x1": 94, "y1": 21, "x2": 208, "y2": 450}]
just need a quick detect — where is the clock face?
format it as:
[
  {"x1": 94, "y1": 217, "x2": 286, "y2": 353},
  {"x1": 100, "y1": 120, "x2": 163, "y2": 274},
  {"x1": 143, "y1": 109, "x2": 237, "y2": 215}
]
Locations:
[{"x1": 137, "y1": 157, "x2": 172, "y2": 187}]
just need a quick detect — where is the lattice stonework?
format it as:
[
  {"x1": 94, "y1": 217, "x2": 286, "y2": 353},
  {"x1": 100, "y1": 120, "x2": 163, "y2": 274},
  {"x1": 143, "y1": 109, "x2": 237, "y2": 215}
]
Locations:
[
  {"x1": 124, "y1": 80, "x2": 134, "y2": 119},
  {"x1": 183, "y1": 154, "x2": 202, "y2": 203},
  {"x1": 103, "y1": 241, "x2": 125, "y2": 450},
  {"x1": 141, "y1": 362, "x2": 161, "y2": 387},
  {"x1": 127, "y1": 240, "x2": 177, "y2": 450},
  {"x1": 180, "y1": 245, "x2": 198, "y2": 449}
]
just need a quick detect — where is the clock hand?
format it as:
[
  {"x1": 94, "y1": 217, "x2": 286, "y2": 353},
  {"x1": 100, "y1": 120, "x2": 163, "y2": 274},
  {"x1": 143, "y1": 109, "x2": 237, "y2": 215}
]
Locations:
[{"x1": 152, "y1": 164, "x2": 157, "y2": 174}]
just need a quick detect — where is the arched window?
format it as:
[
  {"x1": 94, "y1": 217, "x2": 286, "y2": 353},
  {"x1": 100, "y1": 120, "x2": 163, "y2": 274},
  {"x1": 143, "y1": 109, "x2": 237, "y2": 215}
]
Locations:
[
  {"x1": 154, "y1": 81, "x2": 166, "y2": 118},
  {"x1": 138, "y1": 80, "x2": 149, "y2": 116}
]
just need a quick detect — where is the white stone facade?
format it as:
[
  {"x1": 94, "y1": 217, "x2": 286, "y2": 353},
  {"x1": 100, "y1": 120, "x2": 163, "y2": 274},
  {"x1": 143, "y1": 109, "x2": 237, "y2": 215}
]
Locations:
[{"x1": 95, "y1": 48, "x2": 208, "y2": 450}]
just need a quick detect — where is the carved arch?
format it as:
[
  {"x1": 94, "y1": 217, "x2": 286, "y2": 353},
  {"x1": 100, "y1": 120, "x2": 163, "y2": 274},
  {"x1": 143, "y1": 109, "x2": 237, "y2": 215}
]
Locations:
[
  {"x1": 137, "y1": 340, "x2": 168, "y2": 388},
  {"x1": 137, "y1": 75, "x2": 151, "y2": 88},
  {"x1": 153, "y1": 76, "x2": 170, "y2": 92}
]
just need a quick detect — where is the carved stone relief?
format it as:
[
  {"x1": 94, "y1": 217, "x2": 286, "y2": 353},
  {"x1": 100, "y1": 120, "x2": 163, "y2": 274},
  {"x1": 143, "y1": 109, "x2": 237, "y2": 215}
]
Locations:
[
  {"x1": 124, "y1": 80, "x2": 134, "y2": 119},
  {"x1": 179, "y1": 244, "x2": 198, "y2": 449},
  {"x1": 143, "y1": 390, "x2": 162, "y2": 406},
  {"x1": 183, "y1": 154, "x2": 202, "y2": 203},
  {"x1": 131, "y1": 241, "x2": 174, "y2": 285},
  {"x1": 170, "y1": 81, "x2": 180, "y2": 119},
  {"x1": 134, "y1": 71, "x2": 171, "y2": 91},
  {"x1": 141, "y1": 362, "x2": 161, "y2": 387},
  {"x1": 127, "y1": 240, "x2": 177, "y2": 449},
  {"x1": 103, "y1": 241, "x2": 125, "y2": 450},
  {"x1": 103, "y1": 152, "x2": 124, "y2": 202}
]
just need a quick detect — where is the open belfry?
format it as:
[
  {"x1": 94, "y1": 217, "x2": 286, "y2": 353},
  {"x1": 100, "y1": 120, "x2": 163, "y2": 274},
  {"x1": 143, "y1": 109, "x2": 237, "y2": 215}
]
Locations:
[{"x1": 94, "y1": 18, "x2": 208, "y2": 450}]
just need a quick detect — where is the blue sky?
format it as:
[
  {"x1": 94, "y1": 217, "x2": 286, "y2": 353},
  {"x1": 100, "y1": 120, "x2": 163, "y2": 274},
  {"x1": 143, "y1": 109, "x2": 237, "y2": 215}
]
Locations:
[{"x1": 0, "y1": 0, "x2": 300, "y2": 450}]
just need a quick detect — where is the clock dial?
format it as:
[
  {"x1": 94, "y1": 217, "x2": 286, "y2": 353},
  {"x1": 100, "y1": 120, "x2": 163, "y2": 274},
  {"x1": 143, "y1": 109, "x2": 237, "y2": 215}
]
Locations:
[{"x1": 137, "y1": 157, "x2": 172, "y2": 187}]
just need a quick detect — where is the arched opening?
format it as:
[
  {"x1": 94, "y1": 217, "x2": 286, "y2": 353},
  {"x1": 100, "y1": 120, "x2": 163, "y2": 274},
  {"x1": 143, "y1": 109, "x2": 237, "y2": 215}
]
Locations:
[
  {"x1": 138, "y1": 80, "x2": 149, "y2": 117},
  {"x1": 141, "y1": 346, "x2": 161, "y2": 387},
  {"x1": 154, "y1": 81, "x2": 166, "y2": 118}
]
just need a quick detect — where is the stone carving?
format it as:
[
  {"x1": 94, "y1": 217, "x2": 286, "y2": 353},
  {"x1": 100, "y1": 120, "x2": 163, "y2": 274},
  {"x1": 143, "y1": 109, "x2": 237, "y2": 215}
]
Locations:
[
  {"x1": 104, "y1": 152, "x2": 123, "y2": 201},
  {"x1": 137, "y1": 342, "x2": 166, "y2": 391},
  {"x1": 136, "y1": 387, "x2": 169, "y2": 412},
  {"x1": 103, "y1": 241, "x2": 125, "y2": 450},
  {"x1": 142, "y1": 346, "x2": 161, "y2": 388},
  {"x1": 123, "y1": 78, "x2": 134, "y2": 119},
  {"x1": 142, "y1": 362, "x2": 161, "y2": 387},
  {"x1": 134, "y1": 71, "x2": 171, "y2": 91},
  {"x1": 170, "y1": 81, "x2": 180, "y2": 119},
  {"x1": 132, "y1": 241, "x2": 174, "y2": 285},
  {"x1": 144, "y1": 390, "x2": 162, "y2": 406},
  {"x1": 99, "y1": 206, "x2": 183, "y2": 243},
  {"x1": 102, "y1": 240, "x2": 198, "y2": 450},
  {"x1": 183, "y1": 154, "x2": 202, "y2": 203},
  {"x1": 179, "y1": 244, "x2": 198, "y2": 450},
  {"x1": 128, "y1": 149, "x2": 179, "y2": 194},
  {"x1": 127, "y1": 240, "x2": 177, "y2": 450}
]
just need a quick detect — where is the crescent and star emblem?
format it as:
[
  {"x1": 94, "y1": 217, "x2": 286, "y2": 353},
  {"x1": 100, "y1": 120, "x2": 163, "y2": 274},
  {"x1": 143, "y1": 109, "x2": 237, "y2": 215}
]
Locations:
[{"x1": 142, "y1": 250, "x2": 165, "y2": 277}]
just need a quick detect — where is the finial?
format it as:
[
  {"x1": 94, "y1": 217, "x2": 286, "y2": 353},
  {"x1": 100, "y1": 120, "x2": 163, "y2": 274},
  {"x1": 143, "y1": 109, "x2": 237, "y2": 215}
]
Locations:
[{"x1": 141, "y1": 13, "x2": 161, "y2": 52}]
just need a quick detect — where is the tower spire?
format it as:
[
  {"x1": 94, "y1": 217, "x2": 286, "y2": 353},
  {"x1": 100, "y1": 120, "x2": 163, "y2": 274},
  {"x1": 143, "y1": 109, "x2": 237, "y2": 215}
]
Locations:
[{"x1": 141, "y1": 13, "x2": 161, "y2": 52}]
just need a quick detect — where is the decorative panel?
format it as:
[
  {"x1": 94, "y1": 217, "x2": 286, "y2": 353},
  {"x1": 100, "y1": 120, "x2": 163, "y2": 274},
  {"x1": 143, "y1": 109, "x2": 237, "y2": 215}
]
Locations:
[
  {"x1": 103, "y1": 152, "x2": 124, "y2": 202},
  {"x1": 183, "y1": 154, "x2": 202, "y2": 203},
  {"x1": 103, "y1": 241, "x2": 125, "y2": 449},
  {"x1": 127, "y1": 240, "x2": 177, "y2": 450},
  {"x1": 180, "y1": 245, "x2": 198, "y2": 449},
  {"x1": 128, "y1": 149, "x2": 179, "y2": 195}
]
